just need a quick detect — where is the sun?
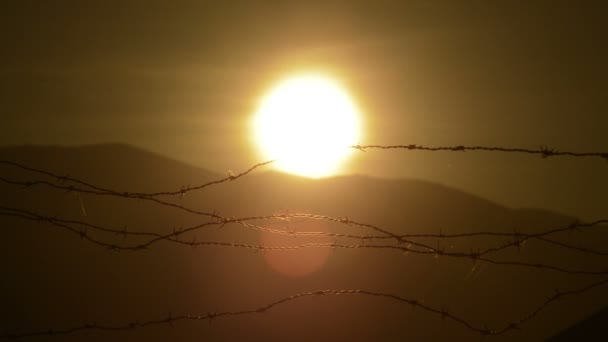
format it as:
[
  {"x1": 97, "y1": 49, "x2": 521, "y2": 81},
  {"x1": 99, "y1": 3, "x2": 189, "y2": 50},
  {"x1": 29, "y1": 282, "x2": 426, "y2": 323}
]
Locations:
[{"x1": 252, "y1": 74, "x2": 362, "y2": 178}]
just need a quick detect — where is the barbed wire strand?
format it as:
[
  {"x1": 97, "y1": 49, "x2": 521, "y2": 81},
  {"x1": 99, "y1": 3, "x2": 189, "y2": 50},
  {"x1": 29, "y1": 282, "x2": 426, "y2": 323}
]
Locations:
[
  {"x1": 1, "y1": 152, "x2": 607, "y2": 338},
  {"x1": 2, "y1": 158, "x2": 606, "y2": 249},
  {"x1": 0, "y1": 175, "x2": 406, "y2": 241},
  {"x1": 0, "y1": 160, "x2": 275, "y2": 198},
  {"x1": 2, "y1": 201, "x2": 606, "y2": 254},
  {"x1": 2, "y1": 277, "x2": 607, "y2": 339},
  {"x1": 128, "y1": 160, "x2": 276, "y2": 197},
  {"x1": 2, "y1": 208, "x2": 607, "y2": 276},
  {"x1": 534, "y1": 236, "x2": 608, "y2": 256},
  {"x1": 4, "y1": 174, "x2": 608, "y2": 257},
  {"x1": 2, "y1": 204, "x2": 607, "y2": 256},
  {"x1": 350, "y1": 144, "x2": 608, "y2": 160}
]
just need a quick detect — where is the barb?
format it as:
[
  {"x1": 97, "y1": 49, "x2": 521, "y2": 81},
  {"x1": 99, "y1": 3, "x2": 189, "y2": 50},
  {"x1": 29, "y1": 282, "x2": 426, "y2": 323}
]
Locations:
[
  {"x1": 2, "y1": 278, "x2": 607, "y2": 339},
  {"x1": 350, "y1": 144, "x2": 608, "y2": 160}
]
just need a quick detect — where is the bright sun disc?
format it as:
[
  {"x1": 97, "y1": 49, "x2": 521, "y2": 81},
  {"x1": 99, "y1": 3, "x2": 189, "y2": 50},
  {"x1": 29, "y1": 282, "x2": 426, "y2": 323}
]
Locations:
[{"x1": 253, "y1": 75, "x2": 361, "y2": 178}]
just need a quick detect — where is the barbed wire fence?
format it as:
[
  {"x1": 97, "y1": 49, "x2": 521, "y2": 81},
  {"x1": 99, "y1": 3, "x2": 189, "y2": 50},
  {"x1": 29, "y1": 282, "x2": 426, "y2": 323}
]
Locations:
[{"x1": 0, "y1": 144, "x2": 607, "y2": 339}]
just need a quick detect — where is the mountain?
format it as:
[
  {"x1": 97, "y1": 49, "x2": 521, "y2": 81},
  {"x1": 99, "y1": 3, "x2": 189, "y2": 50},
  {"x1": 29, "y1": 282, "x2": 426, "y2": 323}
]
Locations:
[
  {"x1": 0, "y1": 144, "x2": 606, "y2": 341},
  {"x1": 0, "y1": 143, "x2": 219, "y2": 192}
]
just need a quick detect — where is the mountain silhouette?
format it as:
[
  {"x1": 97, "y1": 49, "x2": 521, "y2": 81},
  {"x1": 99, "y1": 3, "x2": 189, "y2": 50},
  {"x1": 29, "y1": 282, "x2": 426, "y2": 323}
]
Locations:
[{"x1": 1, "y1": 144, "x2": 606, "y2": 341}]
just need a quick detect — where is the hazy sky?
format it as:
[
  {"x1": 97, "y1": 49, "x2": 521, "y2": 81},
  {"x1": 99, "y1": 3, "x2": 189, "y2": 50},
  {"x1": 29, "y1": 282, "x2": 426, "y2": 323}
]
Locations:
[{"x1": 1, "y1": 1, "x2": 606, "y2": 218}]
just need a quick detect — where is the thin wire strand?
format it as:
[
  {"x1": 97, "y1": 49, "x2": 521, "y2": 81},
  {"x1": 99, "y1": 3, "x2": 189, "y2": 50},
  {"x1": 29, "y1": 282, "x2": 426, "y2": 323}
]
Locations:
[
  {"x1": 2, "y1": 156, "x2": 607, "y2": 339},
  {"x1": 2, "y1": 208, "x2": 606, "y2": 276},
  {"x1": 2, "y1": 201, "x2": 606, "y2": 254},
  {"x1": 0, "y1": 159, "x2": 274, "y2": 198},
  {"x1": 350, "y1": 144, "x2": 608, "y2": 160},
  {"x1": 129, "y1": 160, "x2": 275, "y2": 197},
  {"x1": 2, "y1": 278, "x2": 607, "y2": 339},
  {"x1": 4, "y1": 175, "x2": 607, "y2": 254}
]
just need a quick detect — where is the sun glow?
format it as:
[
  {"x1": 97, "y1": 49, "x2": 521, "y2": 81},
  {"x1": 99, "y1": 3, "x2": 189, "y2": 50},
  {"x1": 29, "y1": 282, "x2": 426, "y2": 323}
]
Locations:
[{"x1": 252, "y1": 74, "x2": 362, "y2": 178}]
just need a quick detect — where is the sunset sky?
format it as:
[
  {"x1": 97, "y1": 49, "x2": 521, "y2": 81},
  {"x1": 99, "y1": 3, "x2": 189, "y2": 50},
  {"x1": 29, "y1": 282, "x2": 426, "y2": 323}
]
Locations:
[
  {"x1": 1, "y1": 1, "x2": 606, "y2": 218},
  {"x1": 1, "y1": 2, "x2": 608, "y2": 340}
]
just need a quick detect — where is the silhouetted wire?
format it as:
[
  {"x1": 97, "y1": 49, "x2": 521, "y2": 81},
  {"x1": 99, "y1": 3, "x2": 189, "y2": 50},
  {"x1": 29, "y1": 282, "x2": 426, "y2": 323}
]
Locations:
[
  {"x1": 2, "y1": 158, "x2": 606, "y2": 248},
  {"x1": 2, "y1": 156, "x2": 608, "y2": 338},
  {"x1": 0, "y1": 209, "x2": 166, "y2": 251},
  {"x1": 0, "y1": 206, "x2": 160, "y2": 238},
  {"x1": 2, "y1": 196, "x2": 606, "y2": 254},
  {"x1": 350, "y1": 144, "x2": 608, "y2": 160},
  {"x1": 0, "y1": 174, "x2": 407, "y2": 240},
  {"x1": 128, "y1": 160, "x2": 275, "y2": 197},
  {"x1": 5, "y1": 174, "x2": 608, "y2": 256},
  {"x1": 535, "y1": 236, "x2": 608, "y2": 256},
  {"x1": 0, "y1": 159, "x2": 275, "y2": 198},
  {"x1": 0, "y1": 160, "x2": 117, "y2": 194},
  {"x1": 2, "y1": 207, "x2": 607, "y2": 276},
  {"x1": 2, "y1": 277, "x2": 607, "y2": 339},
  {"x1": 2, "y1": 198, "x2": 607, "y2": 254}
]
